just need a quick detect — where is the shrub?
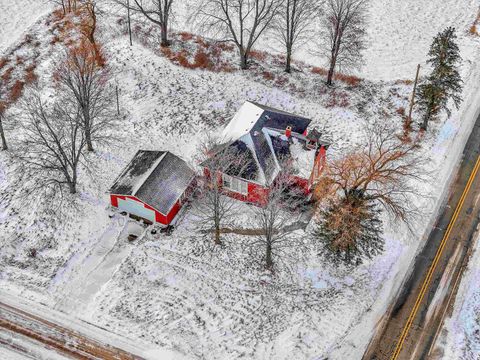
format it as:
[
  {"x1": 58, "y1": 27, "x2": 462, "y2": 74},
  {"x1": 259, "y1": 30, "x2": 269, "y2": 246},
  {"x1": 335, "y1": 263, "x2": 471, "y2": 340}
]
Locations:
[
  {"x1": 9, "y1": 80, "x2": 25, "y2": 103},
  {"x1": 262, "y1": 71, "x2": 274, "y2": 81},
  {"x1": 334, "y1": 73, "x2": 362, "y2": 86},
  {"x1": 171, "y1": 50, "x2": 191, "y2": 68},
  {"x1": 216, "y1": 42, "x2": 234, "y2": 52},
  {"x1": 194, "y1": 50, "x2": 213, "y2": 69},
  {"x1": 16, "y1": 56, "x2": 24, "y2": 65},
  {"x1": 275, "y1": 76, "x2": 288, "y2": 87},
  {"x1": 179, "y1": 31, "x2": 194, "y2": 42},
  {"x1": 470, "y1": 25, "x2": 477, "y2": 35},
  {"x1": 2, "y1": 67, "x2": 13, "y2": 83},
  {"x1": 395, "y1": 79, "x2": 413, "y2": 85},
  {"x1": 0, "y1": 58, "x2": 8, "y2": 71},
  {"x1": 396, "y1": 107, "x2": 406, "y2": 117},
  {"x1": 249, "y1": 50, "x2": 267, "y2": 62},
  {"x1": 312, "y1": 67, "x2": 328, "y2": 76},
  {"x1": 0, "y1": 101, "x2": 7, "y2": 114},
  {"x1": 195, "y1": 36, "x2": 210, "y2": 49},
  {"x1": 161, "y1": 46, "x2": 174, "y2": 59},
  {"x1": 51, "y1": 9, "x2": 64, "y2": 22},
  {"x1": 25, "y1": 65, "x2": 38, "y2": 84}
]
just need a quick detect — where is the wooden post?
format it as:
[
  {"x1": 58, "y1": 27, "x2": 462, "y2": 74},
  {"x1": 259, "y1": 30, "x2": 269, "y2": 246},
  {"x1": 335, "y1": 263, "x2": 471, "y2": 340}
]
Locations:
[
  {"x1": 116, "y1": 84, "x2": 120, "y2": 115},
  {"x1": 406, "y1": 64, "x2": 421, "y2": 129},
  {"x1": 127, "y1": 0, "x2": 133, "y2": 46}
]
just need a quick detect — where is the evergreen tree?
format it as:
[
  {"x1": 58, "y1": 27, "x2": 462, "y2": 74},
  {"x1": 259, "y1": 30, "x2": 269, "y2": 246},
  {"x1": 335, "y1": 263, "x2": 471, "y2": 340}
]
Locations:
[
  {"x1": 417, "y1": 27, "x2": 463, "y2": 130},
  {"x1": 315, "y1": 192, "x2": 383, "y2": 266}
]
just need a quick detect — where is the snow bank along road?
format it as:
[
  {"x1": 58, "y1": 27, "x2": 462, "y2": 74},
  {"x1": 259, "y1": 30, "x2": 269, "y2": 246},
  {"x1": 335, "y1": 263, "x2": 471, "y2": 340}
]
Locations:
[
  {"x1": 363, "y1": 111, "x2": 480, "y2": 359},
  {"x1": 0, "y1": 299, "x2": 144, "y2": 359}
]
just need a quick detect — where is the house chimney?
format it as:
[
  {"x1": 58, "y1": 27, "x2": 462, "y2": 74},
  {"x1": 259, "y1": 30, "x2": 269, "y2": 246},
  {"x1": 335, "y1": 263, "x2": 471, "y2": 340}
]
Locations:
[{"x1": 285, "y1": 126, "x2": 292, "y2": 138}]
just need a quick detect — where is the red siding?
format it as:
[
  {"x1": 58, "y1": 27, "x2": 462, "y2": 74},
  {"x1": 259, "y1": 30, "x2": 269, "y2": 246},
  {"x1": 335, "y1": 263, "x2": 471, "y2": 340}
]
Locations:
[
  {"x1": 290, "y1": 175, "x2": 310, "y2": 194},
  {"x1": 110, "y1": 194, "x2": 183, "y2": 226},
  {"x1": 213, "y1": 171, "x2": 270, "y2": 206},
  {"x1": 309, "y1": 145, "x2": 327, "y2": 188},
  {"x1": 247, "y1": 182, "x2": 269, "y2": 205}
]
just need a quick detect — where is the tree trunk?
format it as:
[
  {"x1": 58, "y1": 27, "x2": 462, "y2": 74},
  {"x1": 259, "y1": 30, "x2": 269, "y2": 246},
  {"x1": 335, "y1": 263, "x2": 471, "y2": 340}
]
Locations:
[
  {"x1": 421, "y1": 113, "x2": 429, "y2": 131},
  {"x1": 327, "y1": 57, "x2": 336, "y2": 86},
  {"x1": 69, "y1": 179, "x2": 77, "y2": 194},
  {"x1": 240, "y1": 50, "x2": 248, "y2": 70},
  {"x1": 86, "y1": 129, "x2": 94, "y2": 151},
  {"x1": 160, "y1": 23, "x2": 169, "y2": 47},
  {"x1": 0, "y1": 115, "x2": 7, "y2": 151},
  {"x1": 265, "y1": 241, "x2": 273, "y2": 269},
  {"x1": 127, "y1": 0, "x2": 132, "y2": 46},
  {"x1": 214, "y1": 225, "x2": 221, "y2": 245},
  {"x1": 285, "y1": 48, "x2": 292, "y2": 73}
]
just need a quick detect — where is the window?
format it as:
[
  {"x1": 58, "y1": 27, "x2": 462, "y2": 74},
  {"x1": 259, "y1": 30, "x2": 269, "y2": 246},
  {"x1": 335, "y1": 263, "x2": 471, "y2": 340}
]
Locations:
[{"x1": 222, "y1": 174, "x2": 248, "y2": 195}]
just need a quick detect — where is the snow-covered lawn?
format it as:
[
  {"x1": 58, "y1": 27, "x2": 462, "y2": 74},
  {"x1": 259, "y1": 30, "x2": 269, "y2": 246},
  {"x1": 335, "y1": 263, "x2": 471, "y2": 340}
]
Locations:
[
  {"x1": 0, "y1": 1, "x2": 480, "y2": 359},
  {"x1": 442, "y1": 233, "x2": 480, "y2": 360},
  {"x1": 0, "y1": 0, "x2": 52, "y2": 53}
]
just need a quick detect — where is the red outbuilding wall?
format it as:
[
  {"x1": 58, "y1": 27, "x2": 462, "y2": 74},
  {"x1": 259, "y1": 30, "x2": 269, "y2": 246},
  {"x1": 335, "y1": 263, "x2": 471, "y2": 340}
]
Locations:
[{"x1": 110, "y1": 194, "x2": 178, "y2": 225}]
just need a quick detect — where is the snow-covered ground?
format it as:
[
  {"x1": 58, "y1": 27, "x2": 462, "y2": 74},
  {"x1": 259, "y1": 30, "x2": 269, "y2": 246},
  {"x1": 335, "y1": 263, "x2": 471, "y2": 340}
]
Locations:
[
  {"x1": 0, "y1": 1, "x2": 480, "y2": 359},
  {"x1": 0, "y1": 0, "x2": 52, "y2": 53},
  {"x1": 442, "y1": 232, "x2": 480, "y2": 360}
]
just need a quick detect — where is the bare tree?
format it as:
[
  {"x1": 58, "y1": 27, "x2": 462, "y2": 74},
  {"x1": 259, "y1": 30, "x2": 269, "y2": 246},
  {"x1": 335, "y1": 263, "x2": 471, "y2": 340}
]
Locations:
[
  {"x1": 82, "y1": 0, "x2": 98, "y2": 45},
  {"x1": 314, "y1": 122, "x2": 425, "y2": 225},
  {"x1": 54, "y1": 41, "x2": 115, "y2": 152},
  {"x1": 15, "y1": 88, "x2": 87, "y2": 196},
  {"x1": 252, "y1": 171, "x2": 307, "y2": 270},
  {"x1": 134, "y1": 0, "x2": 175, "y2": 47},
  {"x1": 320, "y1": 0, "x2": 368, "y2": 85},
  {"x1": 197, "y1": 0, "x2": 282, "y2": 69},
  {"x1": 194, "y1": 137, "x2": 253, "y2": 245},
  {"x1": 49, "y1": 0, "x2": 79, "y2": 14},
  {"x1": 273, "y1": 0, "x2": 318, "y2": 73}
]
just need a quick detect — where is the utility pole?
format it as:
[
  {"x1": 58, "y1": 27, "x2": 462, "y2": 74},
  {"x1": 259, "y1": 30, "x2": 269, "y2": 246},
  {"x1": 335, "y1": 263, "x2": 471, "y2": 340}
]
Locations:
[
  {"x1": 406, "y1": 64, "x2": 421, "y2": 130},
  {"x1": 116, "y1": 83, "x2": 120, "y2": 115},
  {"x1": 127, "y1": 0, "x2": 133, "y2": 46}
]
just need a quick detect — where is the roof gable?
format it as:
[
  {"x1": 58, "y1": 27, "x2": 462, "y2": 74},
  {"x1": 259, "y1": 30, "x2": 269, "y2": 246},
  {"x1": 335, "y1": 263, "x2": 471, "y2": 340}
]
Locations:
[
  {"x1": 109, "y1": 151, "x2": 166, "y2": 195},
  {"x1": 110, "y1": 151, "x2": 195, "y2": 215},
  {"x1": 219, "y1": 101, "x2": 312, "y2": 186}
]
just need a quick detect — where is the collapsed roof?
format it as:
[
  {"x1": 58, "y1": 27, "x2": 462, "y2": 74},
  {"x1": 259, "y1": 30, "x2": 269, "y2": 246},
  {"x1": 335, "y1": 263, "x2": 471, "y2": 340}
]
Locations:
[{"x1": 110, "y1": 150, "x2": 195, "y2": 215}]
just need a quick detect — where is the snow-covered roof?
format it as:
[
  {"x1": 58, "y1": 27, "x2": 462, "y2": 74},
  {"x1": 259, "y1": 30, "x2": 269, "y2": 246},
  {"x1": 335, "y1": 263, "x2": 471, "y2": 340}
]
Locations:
[
  {"x1": 110, "y1": 151, "x2": 195, "y2": 215},
  {"x1": 217, "y1": 101, "x2": 314, "y2": 185},
  {"x1": 221, "y1": 101, "x2": 263, "y2": 142}
]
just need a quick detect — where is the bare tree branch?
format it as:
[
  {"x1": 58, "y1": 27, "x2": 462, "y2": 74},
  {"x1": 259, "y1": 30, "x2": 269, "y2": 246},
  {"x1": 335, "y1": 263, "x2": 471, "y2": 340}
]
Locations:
[
  {"x1": 54, "y1": 41, "x2": 117, "y2": 152},
  {"x1": 314, "y1": 121, "x2": 427, "y2": 227},
  {"x1": 193, "y1": 135, "x2": 255, "y2": 245},
  {"x1": 319, "y1": 0, "x2": 368, "y2": 85},
  {"x1": 195, "y1": 0, "x2": 282, "y2": 69},
  {"x1": 272, "y1": 0, "x2": 319, "y2": 73}
]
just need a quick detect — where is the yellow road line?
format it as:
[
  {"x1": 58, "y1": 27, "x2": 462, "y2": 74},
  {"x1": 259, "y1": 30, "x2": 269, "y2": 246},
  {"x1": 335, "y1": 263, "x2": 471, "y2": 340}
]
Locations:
[{"x1": 390, "y1": 155, "x2": 480, "y2": 360}]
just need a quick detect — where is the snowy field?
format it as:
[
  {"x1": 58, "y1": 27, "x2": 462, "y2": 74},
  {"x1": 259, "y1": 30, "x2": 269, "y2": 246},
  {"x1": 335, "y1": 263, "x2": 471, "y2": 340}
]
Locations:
[
  {"x1": 0, "y1": 1, "x2": 480, "y2": 359},
  {"x1": 0, "y1": 0, "x2": 52, "y2": 53}
]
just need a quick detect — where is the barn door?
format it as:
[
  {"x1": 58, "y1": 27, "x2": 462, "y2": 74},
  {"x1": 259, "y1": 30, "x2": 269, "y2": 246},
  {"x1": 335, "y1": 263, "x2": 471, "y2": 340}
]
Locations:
[{"x1": 117, "y1": 198, "x2": 156, "y2": 223}]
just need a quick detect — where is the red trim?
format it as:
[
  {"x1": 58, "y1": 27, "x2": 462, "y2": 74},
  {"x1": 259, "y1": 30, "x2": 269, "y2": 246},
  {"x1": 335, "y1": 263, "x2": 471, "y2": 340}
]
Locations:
[{"x1": 110, "y1": 193, "x2": 189, "y2": 226}]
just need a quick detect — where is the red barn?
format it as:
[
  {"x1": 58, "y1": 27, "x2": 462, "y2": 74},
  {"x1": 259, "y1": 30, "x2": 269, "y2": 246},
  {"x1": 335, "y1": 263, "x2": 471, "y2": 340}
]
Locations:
[
  {"x1": 203, "y1": 101, "x2": 329, "y2": 206},
  {"x1": 109, "y1": 151, "x2": 195, "y2": 226}
]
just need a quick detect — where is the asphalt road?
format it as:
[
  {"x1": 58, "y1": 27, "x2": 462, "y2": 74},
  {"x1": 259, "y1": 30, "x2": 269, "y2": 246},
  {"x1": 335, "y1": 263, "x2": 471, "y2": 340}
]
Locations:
[{"x1": 363, "y1": 113, "x2": 480, "y2": 360}]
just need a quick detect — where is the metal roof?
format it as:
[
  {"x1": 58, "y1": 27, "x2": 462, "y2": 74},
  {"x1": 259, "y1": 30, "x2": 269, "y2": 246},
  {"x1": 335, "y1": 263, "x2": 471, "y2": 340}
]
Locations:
[{"x1": 110, "y1": 151, "x2": 195, "y2": 214}]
